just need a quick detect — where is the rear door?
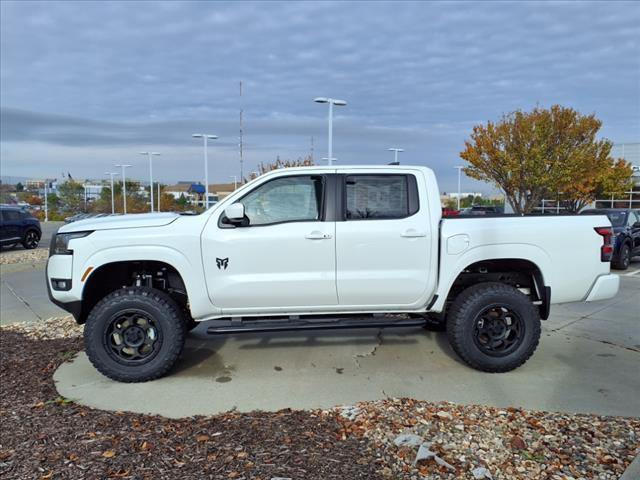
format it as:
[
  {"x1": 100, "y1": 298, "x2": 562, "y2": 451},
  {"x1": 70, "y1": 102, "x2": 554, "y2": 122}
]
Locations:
[
  {"x1": 0, "y1": 210, "x2": 22, "y2": 242},
  {"x1": 335, "y1": 170, "x2": 434, "y2": 307}
]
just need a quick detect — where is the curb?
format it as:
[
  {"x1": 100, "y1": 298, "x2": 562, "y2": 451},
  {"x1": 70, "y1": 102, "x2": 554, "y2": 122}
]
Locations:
[{"x1": 620, "y1": 454, "x2": 640, "y2": 480}]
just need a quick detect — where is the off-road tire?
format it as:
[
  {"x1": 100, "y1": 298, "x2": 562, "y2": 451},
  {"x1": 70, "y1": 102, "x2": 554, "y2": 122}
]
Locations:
[
  {"x1": 612, "y1": 243, "x2": 631, "y2": 270},
  {"x1": 447, "y1": 282, "x2": 541, "y2": 373},
  {"x1": 84, "y1": 287, "x2": 186, "y2": 382},
  {"x1": 21, "y1": 229, "x2": 40, "y2": 249}
]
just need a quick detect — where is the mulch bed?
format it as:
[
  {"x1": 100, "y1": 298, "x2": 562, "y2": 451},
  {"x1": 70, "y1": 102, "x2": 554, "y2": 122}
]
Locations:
[
  {"x1": 0, "y1": 331, "x2": 382, "y2": 480},
  {"x1": 1, "y1": 325, "x2": 638, "y2": 480}
]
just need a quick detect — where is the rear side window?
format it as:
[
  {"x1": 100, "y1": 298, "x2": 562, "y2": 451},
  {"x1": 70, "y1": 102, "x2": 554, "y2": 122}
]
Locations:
[
  {"x1": 345, "y1": 174, "x2": 418, "y2": 220},
  {"x1": 2, "y1": 210, "x2": 21, "y2": 221}
]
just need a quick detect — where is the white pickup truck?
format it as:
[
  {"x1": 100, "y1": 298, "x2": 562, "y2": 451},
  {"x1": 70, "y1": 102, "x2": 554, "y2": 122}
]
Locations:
[{"x1": 47, "y1": 165, "x2": 620, "y2": 382}]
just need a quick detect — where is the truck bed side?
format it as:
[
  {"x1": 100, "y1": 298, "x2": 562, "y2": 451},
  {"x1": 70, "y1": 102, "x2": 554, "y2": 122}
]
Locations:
[{"x1": 431, "y1": 215, "x2": 613, "y2": 313}]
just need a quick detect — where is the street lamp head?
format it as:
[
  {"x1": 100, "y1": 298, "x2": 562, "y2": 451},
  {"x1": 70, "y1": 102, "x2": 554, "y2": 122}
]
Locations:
[
  {"x1": 314, "y1": 97, "x2": 329, "y2": 104},
  {"x1": 332, "y1": 99, "x2": 347, "y2": 106},
  {"x1": 192, "y1": 134, "x2": 203, "y2": 138},
  {"x1": 206, "y1": 135, "x2": 218, "y2": 140},
  {"x1": 151, "y1": 152, "x2": 161, "y2": 156},
  {"x1": 388, "y1": 148, "x2": 404, "y2": 152}
]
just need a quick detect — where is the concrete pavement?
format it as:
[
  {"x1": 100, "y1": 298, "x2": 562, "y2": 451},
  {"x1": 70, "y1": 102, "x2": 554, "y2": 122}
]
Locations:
[
  {"x1": 0, "y1": 260, "x2": 67, "y2": 324},
  {"x1": 54, "y1": 267, "x2": 640, "y2": 419}
]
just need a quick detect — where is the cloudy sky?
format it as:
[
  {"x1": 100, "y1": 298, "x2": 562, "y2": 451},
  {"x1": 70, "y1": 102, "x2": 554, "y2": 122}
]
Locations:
[{"x1": 1, "y1": 1, "x2": 639, "y2": 191}]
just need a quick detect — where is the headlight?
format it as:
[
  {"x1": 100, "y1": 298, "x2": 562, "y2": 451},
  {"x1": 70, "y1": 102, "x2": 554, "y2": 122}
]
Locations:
[{"x1": 51, "y1": 231, "x2": 92, "y2": 255}]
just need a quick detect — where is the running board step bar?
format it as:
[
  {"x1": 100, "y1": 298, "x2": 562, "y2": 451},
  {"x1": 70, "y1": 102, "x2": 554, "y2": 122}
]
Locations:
[{"x1": 206, "y1": 318, "x2": 427, "y2": 335}]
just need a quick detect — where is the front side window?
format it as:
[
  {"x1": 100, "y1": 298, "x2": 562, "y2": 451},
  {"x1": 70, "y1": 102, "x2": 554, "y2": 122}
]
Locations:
[
  {"x1": 241, "y1": 175, "x2": 324, "y2": 226},
  {"x1": 345, "y1": 174, "x2": 415, "y2": 220}
]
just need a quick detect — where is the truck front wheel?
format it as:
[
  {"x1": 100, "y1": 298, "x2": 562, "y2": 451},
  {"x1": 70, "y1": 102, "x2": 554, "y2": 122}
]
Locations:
[
  {"x1": 447, "y1": 282, "x2": 541, "y2": 373},
  {"x1": 84, "y1": 287, "x2": 186, "y2": 382}
]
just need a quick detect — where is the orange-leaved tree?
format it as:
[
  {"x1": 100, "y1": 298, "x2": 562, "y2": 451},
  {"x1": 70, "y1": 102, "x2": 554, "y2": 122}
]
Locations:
[{"x1": 460, "y1": 105, "x2": 632, "y2": 214}]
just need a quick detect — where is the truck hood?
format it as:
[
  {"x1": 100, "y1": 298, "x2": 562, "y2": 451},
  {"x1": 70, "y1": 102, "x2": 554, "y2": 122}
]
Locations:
[{"x1": 59, "y1": 212, "x2": 180, "y2": 233}]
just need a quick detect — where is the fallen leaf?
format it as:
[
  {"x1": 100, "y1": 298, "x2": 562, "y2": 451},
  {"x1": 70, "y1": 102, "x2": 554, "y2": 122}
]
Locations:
[
  {"x1": 509, "y1": 435, "x2": 526, "y2": 450},
  {"x1": 102, "y1": 449, "x2": 116, "y2": 458},
  {"x1": 196, "y1": 434, "x2": 209, "y2": 442}
]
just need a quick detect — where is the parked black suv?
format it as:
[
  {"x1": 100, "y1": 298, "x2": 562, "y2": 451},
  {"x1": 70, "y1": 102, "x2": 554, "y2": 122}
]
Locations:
[
  {"x1": 0, "y1": 206, "x2": 42, "y2": 250},
  {"x1": 580, "y1": 208, "x2": 640, "y2": 270}
]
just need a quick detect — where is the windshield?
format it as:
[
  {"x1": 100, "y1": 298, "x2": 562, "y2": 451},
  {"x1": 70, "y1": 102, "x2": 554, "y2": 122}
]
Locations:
[{"x1": 606, "y1": 211, "x2": 627, "y2": 227}]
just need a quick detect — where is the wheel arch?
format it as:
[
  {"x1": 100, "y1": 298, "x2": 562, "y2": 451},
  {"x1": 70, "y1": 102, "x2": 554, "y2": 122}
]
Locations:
[
  {"x1": 75, "y1": 246, "x2": 210, "y2": 323},
  {"x1": 433, "y1": 246, "x2": 551, "y2": 319}
]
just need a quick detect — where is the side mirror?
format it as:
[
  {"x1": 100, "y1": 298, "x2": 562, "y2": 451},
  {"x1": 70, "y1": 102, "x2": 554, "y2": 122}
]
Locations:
[
  {"x1": 633, "y1": 221, "x2": 640, "y2": 229},
  {"x1": 224, "y1": 203, "x2": 245, "y2": 222}
]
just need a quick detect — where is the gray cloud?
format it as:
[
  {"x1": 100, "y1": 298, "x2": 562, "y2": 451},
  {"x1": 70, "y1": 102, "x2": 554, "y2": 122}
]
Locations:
[{"x1": 1, "y1": 0, "x2": 639, "y2": 190}]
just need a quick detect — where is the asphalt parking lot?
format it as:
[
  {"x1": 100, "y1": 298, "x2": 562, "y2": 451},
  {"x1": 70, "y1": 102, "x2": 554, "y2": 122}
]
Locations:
[{"x1": 51, "y1": 261, "x2": 640, "y2": 419}]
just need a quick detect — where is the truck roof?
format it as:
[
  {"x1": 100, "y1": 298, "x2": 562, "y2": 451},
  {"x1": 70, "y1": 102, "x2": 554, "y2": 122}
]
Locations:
[{"x1": 258, "y1": 164, "x2": 433, "y2": 174}]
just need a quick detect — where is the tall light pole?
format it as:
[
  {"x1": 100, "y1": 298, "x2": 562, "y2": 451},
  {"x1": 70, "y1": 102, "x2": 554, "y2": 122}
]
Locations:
[
  {"x1": 157, "y1": 182, "x2": 161, "y2": 212},
  {"x1": 454, "y1": 166, "x2": 464, "y2": 210},
  {"x1": 314, "y1": 97, "x2": 346, "y2": 166},
  {"x1": 104, "y1": 172, "x2": 119, "y2": 214},
  {"x1": 139, "y1": 152, "x2": 160, "y2": 212},
  {"x1": 229, "y1": 175, "x2": 238, "y2": 190},
  {"x1": 192, "y1": 134, "x2": 218, "y2": 209},
  {"x1": 44, "y1": 180, "x2": 49, "y2": 222},
  {"x1": 388, "y1": 148, "x2": 404, "y2": 165},
  {"x1": 115, "y1": 164, "x2": 132, "y2": 214}
]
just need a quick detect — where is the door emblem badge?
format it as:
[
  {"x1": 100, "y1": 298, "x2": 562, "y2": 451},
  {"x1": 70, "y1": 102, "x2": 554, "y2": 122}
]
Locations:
[{"x1": 216, "y1": 257, "x2": 229, "y2": 270}]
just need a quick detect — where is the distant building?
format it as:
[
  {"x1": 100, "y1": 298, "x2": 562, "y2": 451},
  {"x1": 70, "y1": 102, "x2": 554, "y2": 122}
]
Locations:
[
  {"x1": 445, "y1": 192, "x2": 483, "y2": 199},
  {"x1": 165, "y1": 181, "x2": 236, "y2": 207}
]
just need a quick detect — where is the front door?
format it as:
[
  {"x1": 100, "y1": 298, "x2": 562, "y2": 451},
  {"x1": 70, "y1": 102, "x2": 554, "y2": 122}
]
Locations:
[{"x1": 201, "y1": 174, "x2": 337, "y2": 313}]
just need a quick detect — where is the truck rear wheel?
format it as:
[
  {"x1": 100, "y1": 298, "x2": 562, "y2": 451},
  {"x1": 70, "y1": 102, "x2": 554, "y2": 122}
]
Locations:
[
  {"x1": 84, "y1": 287, "x2": 186, "y2": 382},
  {"x1": 447, "y1": 282, "x2": 540, "y2": 372}
]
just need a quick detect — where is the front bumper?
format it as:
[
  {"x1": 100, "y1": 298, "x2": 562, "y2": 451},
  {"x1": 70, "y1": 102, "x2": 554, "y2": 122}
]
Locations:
[
  {"x1": 45, "y1": 257, "x2": 83, "y2": 322},
  {"x1": 585, "y1": 274, "x2": 620, "y2": 302}
]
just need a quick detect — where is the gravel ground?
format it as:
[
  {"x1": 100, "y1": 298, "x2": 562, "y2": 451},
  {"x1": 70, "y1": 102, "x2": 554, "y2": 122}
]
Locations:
[
  {"x1": 0, "y1": 248, "x2": 49, "y2": 265},
  {"x1": 335, "y1": 399, "x2": 639, "y2": 479},
  {"x1": 1, "y1": 317, "x2": 638, "y2": 480}
]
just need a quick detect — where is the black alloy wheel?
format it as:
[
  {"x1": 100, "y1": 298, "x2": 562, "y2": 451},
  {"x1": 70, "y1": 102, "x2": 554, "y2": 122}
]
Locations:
[
  {"x1": 104, "y1": 310, "x2": 162, "y2": 364},
  {"x1": 472, "y1": 305, "x2": 524, "y2": 357},
  {"x1": 22, "y1": 230, "x2": 39, "y2": 249},
  {"x1": 613, "y1": 244, "x2": 631, "y2": 270}
]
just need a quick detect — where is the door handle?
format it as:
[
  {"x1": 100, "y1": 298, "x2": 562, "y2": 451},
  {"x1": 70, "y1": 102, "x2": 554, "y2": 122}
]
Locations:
[
  {"x1": 305, "y1": 231, "x2": 332, "y2": 240},
  {"x1": 401, "y1": 229, "x2": 427, "y2": 238}
]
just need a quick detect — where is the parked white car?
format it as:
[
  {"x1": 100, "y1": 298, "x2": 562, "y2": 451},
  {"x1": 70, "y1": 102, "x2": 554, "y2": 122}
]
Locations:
[{"x1": 47, "y1": 165, "x2": 619, "y2": 382}]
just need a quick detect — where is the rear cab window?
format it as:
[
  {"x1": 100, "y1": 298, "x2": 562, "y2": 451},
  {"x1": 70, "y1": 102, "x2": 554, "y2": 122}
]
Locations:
[{"x1": 343, "y1": 174, "x2": 419, "y2": 220}]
